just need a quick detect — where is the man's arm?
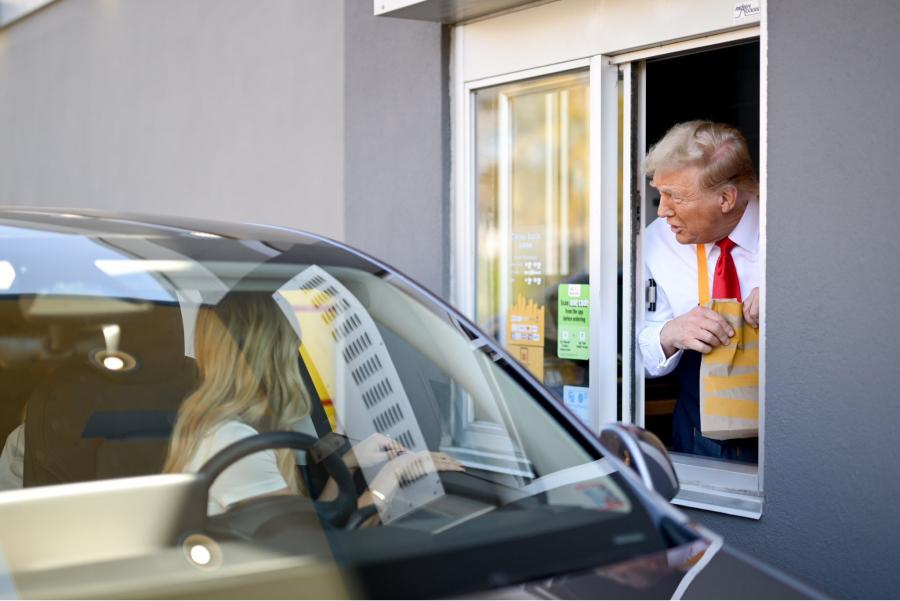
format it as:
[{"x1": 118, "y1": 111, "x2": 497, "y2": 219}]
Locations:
[
  {"x1": 639, "y1": 273, "x2": 734, "y2": 377},
  {"x1": 639, "y1": 270, "x2": 683, "y2": 378}
]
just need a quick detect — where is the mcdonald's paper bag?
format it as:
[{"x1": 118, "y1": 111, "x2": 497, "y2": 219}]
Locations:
[{"x1": 699, "y1": 299, "x2": 759, "y2": 440}]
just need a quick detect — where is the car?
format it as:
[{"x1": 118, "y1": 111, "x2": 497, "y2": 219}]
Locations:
[{"x1": 0, "y1": 207, "x2": 823, "y2": 599}]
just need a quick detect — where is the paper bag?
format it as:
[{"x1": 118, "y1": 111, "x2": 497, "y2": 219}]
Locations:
[{"x1": 699, "y1": 299, "x2": 759, "y2": 440}]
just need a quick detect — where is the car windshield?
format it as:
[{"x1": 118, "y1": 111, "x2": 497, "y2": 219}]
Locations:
[{"x1": 0, "y1": 212, "x2": 680, "y2": 598}]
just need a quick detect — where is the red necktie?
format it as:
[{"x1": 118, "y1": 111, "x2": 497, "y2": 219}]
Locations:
[{"x1": 712, "y1": 237, "x2": 742, "y2": 302}]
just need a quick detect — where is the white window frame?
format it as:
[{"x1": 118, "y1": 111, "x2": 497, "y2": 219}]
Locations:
[
  {"x1": 613, "y1": 25, "x2": 765, "y2": 519},
  {"x1": 452, "y1": 17, "x2": 767, "y2": 519},
  {"x1": 452, "y1": 54, "x2": 621, "y2": 436},
  {"x1": 451, "y1": 58, "x2": 600, "y2": 470}
]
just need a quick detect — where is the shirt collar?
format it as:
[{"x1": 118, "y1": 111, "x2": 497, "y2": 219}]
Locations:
[{"x1": 728, "y1": 197, "x2": 759, "y2": 254}]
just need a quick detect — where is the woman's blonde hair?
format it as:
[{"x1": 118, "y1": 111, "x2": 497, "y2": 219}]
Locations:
[{"x1": 163, "y1": 292, "x2": 311, "y2": 494}]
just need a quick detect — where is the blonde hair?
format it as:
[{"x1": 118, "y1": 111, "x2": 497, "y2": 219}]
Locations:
[
  {"x1": 644, "y1": 120, "x2": 758, "y2": 197},
  {"x1": 164, "y1": 292, "x2": 310, "y2": 495}
]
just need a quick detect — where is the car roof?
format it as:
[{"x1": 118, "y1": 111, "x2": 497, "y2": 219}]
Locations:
[
  {"x1": 0, "y1": 206, "x2": 326, "y2": 244},
  {"x1": 0, "y1": 205, "x2": 409, "y2": 281}
]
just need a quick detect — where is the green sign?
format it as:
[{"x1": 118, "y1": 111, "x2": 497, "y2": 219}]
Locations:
[{"x1": 557, "y1": 284, "x2": 590, "y2": 360}]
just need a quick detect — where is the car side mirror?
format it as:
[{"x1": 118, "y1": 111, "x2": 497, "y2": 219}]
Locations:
[{"x1": 598, "y1": 423, "x2": 679, "y2": 501}]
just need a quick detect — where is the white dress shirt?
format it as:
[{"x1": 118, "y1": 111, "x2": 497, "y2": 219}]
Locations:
[{"x1": 639, "y1": 198, "x2": 760, "y2": 377}]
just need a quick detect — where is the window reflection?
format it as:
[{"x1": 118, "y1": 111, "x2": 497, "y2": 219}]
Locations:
[{"x1": 475, "y1": 71, "x2": 590, "y2": 409}]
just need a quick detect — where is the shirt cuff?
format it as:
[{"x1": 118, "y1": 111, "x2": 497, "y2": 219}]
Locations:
[{"x1": 640, "y1": 322, "x2": 683, "y2": 377}]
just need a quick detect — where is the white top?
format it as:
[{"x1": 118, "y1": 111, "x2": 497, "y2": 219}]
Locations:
[
  {"x1": 185, "y1": 416, "x2": 317, "y2": 515},
  {"x1": 0, "y1": 416, "x2": 318, "y2": 514},
  {"x1": 639, "y1": 198, "x2": 760, "y2": 377},
  {"x1": 187, "y1": 421, "x2": 287, "y2": 515},
  {"x1": 0, "y1": 424, "x2": 24, "y2": 491}
]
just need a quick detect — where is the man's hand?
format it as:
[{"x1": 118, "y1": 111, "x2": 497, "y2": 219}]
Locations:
[
  {"x1": 743, "y1": 287, "x2": 760, "y2": 328},
  {"x1": 660, "y1": 306, "x2": 734, "y2": 356}
]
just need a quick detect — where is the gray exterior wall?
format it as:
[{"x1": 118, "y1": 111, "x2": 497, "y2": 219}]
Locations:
[
  {"x1": 685, "y1": 2, "x2": 900, "y2": 598},
  {"x1": 343, "y1": 1, "x2": 449, "y2": 298},
  {"x1": 0, "y1": 0, "x2": 449, "y2": 299},
  {"x1": 0, "y1": 0, "x2": 346, "y2": 239},
  {"x1": 0, "y1": 0, "x2": 347, "y2": 238}
]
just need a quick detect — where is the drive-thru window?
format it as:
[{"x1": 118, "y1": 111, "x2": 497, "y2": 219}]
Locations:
[{"x1": 380, "y1": 0, "x2": 765, "y2": 517}]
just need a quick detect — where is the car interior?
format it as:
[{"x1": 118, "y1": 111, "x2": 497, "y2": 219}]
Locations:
[
  {"x1": 19, "y1": 299, "x2": 195, "y2": 486},
  {"x1": 0, "y1": 244, "x2": 692, "y2": 598}
]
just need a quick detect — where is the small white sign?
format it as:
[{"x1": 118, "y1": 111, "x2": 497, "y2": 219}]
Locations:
[
  {"x1": 733, "y1": 0, "x2": 761, "y2": 23},
  {"x1": 563, "y1": 385, "x2": 591, "y2": 426}
]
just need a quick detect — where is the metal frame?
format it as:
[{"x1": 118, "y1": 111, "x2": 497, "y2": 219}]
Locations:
[
  {"x1": 620, "y1": 62, "x2": 639, "y2": 426},
  {"x1": 454, "y1": 55, "x2": 619, "y2": 436},
  {"x1": 451, "y1": 5, "x2": 767, "y2": 518},
  {"x1": 634, "y1": 61, "x2": 648, "y2": 429},
  {"x1": 757, "y1": 0, "x2": 768, "y2": 497},
  {"x1": 608, "y1": 26, "x2": 761, "y2": 65},
  {"x1": 588, "y1": 55, "x2": 620, "y2": 431},
  {"x1": 451, "y1": 55, "x2": 589, "y2": 325},
  {"x1": 452, "y1": 55, "x2": 599, "y2": 456},
  {"x1": 615, "y1": 34, "x2": 766, "y2": 519}
]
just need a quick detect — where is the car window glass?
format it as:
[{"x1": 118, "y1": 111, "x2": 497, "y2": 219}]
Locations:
[{"x1": 0, "y1": 228, "x2": 673, "y2": 598}]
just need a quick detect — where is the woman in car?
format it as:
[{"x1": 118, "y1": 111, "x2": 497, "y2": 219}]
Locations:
[{"x1": 163, "y1": 291, "x2": 460, "y2": 516}]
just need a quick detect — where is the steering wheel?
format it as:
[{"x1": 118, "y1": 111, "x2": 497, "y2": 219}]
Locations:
[{"x1": 197, "y1": 431, "x2": 358, "y2": 529}]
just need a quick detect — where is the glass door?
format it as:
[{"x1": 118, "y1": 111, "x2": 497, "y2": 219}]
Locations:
[{"x1": 472, "y1": 70, "x2": 592, "y2": 422}]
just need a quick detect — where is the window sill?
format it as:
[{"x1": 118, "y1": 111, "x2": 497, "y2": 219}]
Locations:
[
  {"x1": 670, "y1": 453, "x2": 763, "y2": 519},
  {"x1": 673, "y1": 485, "x2": 763, "y2": 519}
]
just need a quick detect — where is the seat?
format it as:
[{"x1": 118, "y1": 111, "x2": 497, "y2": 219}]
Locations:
[{"x1": 23, "y1": 304, "x2": 197, "y2": 486}]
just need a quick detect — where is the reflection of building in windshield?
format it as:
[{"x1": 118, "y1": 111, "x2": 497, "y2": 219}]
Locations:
[
  {"x1": 1, "y1": 227, "x2": 175, "y2": 302},
  {"x1": 277, "y1": 265, "x2": 443, "y2": 522}
]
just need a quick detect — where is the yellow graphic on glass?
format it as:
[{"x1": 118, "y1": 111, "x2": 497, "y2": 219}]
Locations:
[{"x1": 506, "y1": 294, "x2": 545, "y2": 380}]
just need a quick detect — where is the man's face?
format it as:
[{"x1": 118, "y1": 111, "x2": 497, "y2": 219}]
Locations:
[{"x1": 651, "y1": 166, "x2": 729, "y2": 245}]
